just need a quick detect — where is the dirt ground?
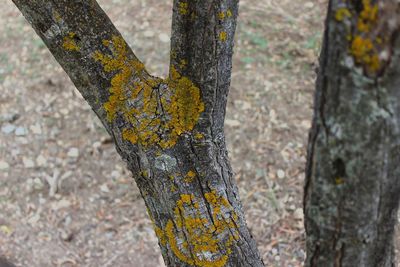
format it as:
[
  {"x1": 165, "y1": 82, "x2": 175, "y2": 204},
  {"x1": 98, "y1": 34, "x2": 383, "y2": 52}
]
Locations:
[{"x1": 0, "y1": 0, "x2": 386, "y2": 267}]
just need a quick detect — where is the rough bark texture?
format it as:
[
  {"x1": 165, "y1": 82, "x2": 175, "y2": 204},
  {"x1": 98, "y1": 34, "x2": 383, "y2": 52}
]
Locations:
[
  {"x1": 305, "y1": 0, "x2": 400, "y2": 266},
  {"x1": 12, "y1": 0, "x2": 264, "y2": 266}
]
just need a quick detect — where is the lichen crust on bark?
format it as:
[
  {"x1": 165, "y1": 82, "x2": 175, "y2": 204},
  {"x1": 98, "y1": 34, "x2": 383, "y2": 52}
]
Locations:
[{"x1": 87, "y1": 35, "x2": 205, "y2": 149}]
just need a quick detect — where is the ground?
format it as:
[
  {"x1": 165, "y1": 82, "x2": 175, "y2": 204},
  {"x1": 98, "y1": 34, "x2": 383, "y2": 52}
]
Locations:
[{"x1": 0, "y1": 0, "x2": 387, "y2": 267}]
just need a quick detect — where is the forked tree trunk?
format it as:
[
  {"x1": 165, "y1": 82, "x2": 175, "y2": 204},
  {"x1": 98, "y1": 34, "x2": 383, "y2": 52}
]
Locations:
[
  {"x1": 13, "y1": 0, "x2": 264, "y2": 266},
  {"x1": 305, "y1": 0, "x2": 400, "y2": 266}
]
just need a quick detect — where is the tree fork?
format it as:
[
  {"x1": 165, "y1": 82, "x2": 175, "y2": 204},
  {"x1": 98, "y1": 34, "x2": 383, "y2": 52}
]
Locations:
[
  {"x1": 305, "y1": 0, "x2": 400, "y2": 266},
  {"x1": 12, "y1": 0, "x2": 264, "y2": 266}
]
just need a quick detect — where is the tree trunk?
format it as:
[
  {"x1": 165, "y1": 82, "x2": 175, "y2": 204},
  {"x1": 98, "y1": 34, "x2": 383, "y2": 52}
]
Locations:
[
  {"x1": 12, "y1": 1, "x2": 264, "y2": 266},
  {"x1": 305, "y1": 0, "x2": 400, "y2": 266}
]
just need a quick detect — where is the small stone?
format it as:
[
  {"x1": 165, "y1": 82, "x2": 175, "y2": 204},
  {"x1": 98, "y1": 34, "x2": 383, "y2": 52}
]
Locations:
[
  {"x1": 22, "y1": 157, "x2": 35, "y2": 168},
  {"x1": 59, "y1": 229, "x2": 73, "y2": 241},
  {"x1": 0, "y1": 161, "x2": 10, "y2": 171},
  {"x1": 277, "y1": 169, "x2": 285, "y2": 179},
  {"x1": 225, "y1": 119, "x2": 241, "y2": 127},
  {"x1": 100, "y1": 183, "x2": 110, "y2": 193},
  {"x1": 33, "y1": 178, "x2": 44, "y2": 190},
  {"x1": 30, "y1": 123, "x2": 42, "y2": 135},
  {"x1": 1, "y1": 124, "x2": 15, "y2": 134},
  {"x1": 60, "y1": 108, "x2": 69, "y2": 115},
  {"x1": 294, "y1": 208, "x2": 304, "y2": 220},
  {"x1": 111, "y1": 170, "x2": 120, "y2": 179},
  {"x1": 67, "y1": 147, "x2": 79, "y2": 158},
  {"x1": 305, "y1": 2, "x2": 314, "y2": 8},
  {"x1": 51, "y1": 199, "x2": 71, "y2": 210},
  {"x1": 92, "y1": 141, "x2": 101, "y2": 149},
  {"x1": 36, "y1": 155, "x2": 47, "y2": 167},
  {"x1": 15, "y1": 126, "x2": 27, "y2": 136},
  {"x1": 27, "y1": 213, "x2": 41, "y2": 225},
  {"x1": 301, "y1": 120, "x2": 311, "y2": 129},
  {"x1": 143, "y1": 30, "x2": 155, "y2": 37},
  {"x1": 159, "y1": 33, "x2": 170, "y2": 43}
]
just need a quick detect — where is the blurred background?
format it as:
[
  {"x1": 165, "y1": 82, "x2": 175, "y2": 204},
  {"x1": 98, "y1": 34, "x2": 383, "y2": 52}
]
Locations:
[{"x1": 0, "y1": 0, "x2": 327, "y2": 266}]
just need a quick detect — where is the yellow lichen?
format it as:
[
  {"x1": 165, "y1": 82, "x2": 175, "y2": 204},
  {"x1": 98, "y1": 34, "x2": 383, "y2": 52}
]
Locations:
[
  {"x1": 178, "y1": 2, "x2": 188, "y2": 15},
  {"x1": 183, "y1": 170, "x2": 196, "y2": 183},
  {"x1": 53, "y1": 10, "x2": 62, "y2": 23},
  {"x1": 219, "y1": 31, "x2": 227, "y2": 42},
  {"x1": 350, "y1": 36, "x2": 380, "y2": 72},
  {"x1": 93, "y1": 35, "x2": 205, "y2": 149},
  {"x1": 162, "y1": 192, "x2": 239, "y2": 267},
  {"x1": 194, "y1": 133, "x2": 204, "y2": 140},
  {"x1": 335, "y1": 8, "x2": 351, "y2": 21},
  {"x1": 226, "y1": 9, "x2": 233, "y2": 18},
  {"x1": 335, "y1": 177, "x2": 345, "y2": 185},
  {"x1": 62, "y1": 32, "x2": 80, "y2": 51},
  {"x1": 155, "y1": 226, "x2": 167, "y2": 246},
  {"x1": 357, "y1": 0, "x2": 378, "y2": 32},
  {"x1": 218, "y1": 12, "x2": 225, "y2": 20},
  {"x1": 336, "y1": 0, "x2": 382, "y2": 73}
]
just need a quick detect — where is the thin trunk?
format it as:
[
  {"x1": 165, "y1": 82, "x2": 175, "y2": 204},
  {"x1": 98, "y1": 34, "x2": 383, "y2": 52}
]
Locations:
[
  {"x1": 12, "y1": 1, "x2": 264, "y2": 266},
  {"x1": 305, "y1": 0, "x2": 400, "y2": 266}
]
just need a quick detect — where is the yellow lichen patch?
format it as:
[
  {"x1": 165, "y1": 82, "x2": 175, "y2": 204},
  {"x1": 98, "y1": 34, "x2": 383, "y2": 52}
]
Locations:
[
  {"x1": 336, "y1": 0, "x2": 383, "y2": 74},
  {"x1": 155, "y1": 226, "x2": 167, "y2": 246},
  {"x1": 53, "y1": 10, "x2": 62, "y2": 23},
  {"x1": 162, "y1": 191, "x2": 239, "y2": 266},
  {"x1": 62, "y1": 32, "x2": 80, "y2": 51},
  {"x1": 93, "y1": 35, "x2": 205, "y2": 149},
  {"x1": 335, "y1": 177, "x2": 345, "y2": 185},
  {"x1": 178, "y1": 2, "x2": 189, "y2": 15},
  {"x1": 357, "y1": 0, "x2": 378, "y2": 32},
  {"x1": 226, "y1": 9, "x2": 233, "y2": 18},
  {"x1": 335, "y1": 8, "x2": 351, "y2": 22},
  {"x1": 219, "y1": 31, "x2": 227, "y2": 42},
  {"x1": 350, "y1": 36, "x2": 380, "y2": 72},
  {"x1": 218, "y1": 12, "x2": 225, "y2": 20},
  {"x1": 183, "y1": 170, "x2": 196, "y2": 183},
  {"x1": 194, "y1": 132, "x2": 204, "y2": 140}
]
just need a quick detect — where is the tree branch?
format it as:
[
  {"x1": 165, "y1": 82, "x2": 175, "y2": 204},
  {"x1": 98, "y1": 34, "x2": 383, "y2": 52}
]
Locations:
[{"x1": 169, "y1": 0, "x2": 239, "y2": 134}]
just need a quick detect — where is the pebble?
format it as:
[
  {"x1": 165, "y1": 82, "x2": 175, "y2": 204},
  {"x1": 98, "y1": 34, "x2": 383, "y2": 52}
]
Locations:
[
  {"x1": 159, "y1": 33, "x2": 170, "y2": 43},
  {"x1": 51, "y1": 199, "x2": 71, "y2": 210},
  {"x1": 67, "y1": 147, "x2": 79, "y2": 158},
  {"x1": 15, "y1": 126, "x2": 27, "y2": 136},
  {"x1": 0, "y1": 161, "x2": 10, "y2": 170},
  {"x1": 143, "y1": 30, "x2": 155, "y2": 37},
  {"x1": 294, "y1": 208, "x2": 304, "y2": 220},
  {"x1": 277, "y1": 169, "x2": 285, "y2": 179},
  {"x1": 100, "y1": 183, "x2": 110, "y2": 193},
  {"x1": 305, "y1": 2, "x2": 314, "y2": 8},
  {"x1": 1, "y1": 124, "x2": 15, "y2": 134},
  {"x1": 23, "y1": 157, "x2": 35, "y2": 168},
  {"x1": 36, "y1": 155, "x2": 47, "y2": 167},
  {"x1": 301, "y1": 120, "x2": 311, "y2": 129},
  {"x1": 225, "y1": 119, "x2": 241, "y2": 127},
  {"x1": 30, "y1": 123, "x2": 42, "y2": 135},
  {"x1": 33, "y1": 178, "x2": 44, "y2": 190},
  {"x1": 111, "y1": 170, "x2": 121, "y2": 179},
  {"x1": 27, "y1": 213, "x2": 41, "y2": 225}
]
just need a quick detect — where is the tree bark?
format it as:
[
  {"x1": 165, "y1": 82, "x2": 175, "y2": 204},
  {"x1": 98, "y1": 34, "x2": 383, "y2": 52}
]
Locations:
[
  {"x1": 305, "y1": 0, "x2": 400, "y2": 266},
  {"x1": 12, "y1": 0, "x2": 264, "y2": 266}
]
